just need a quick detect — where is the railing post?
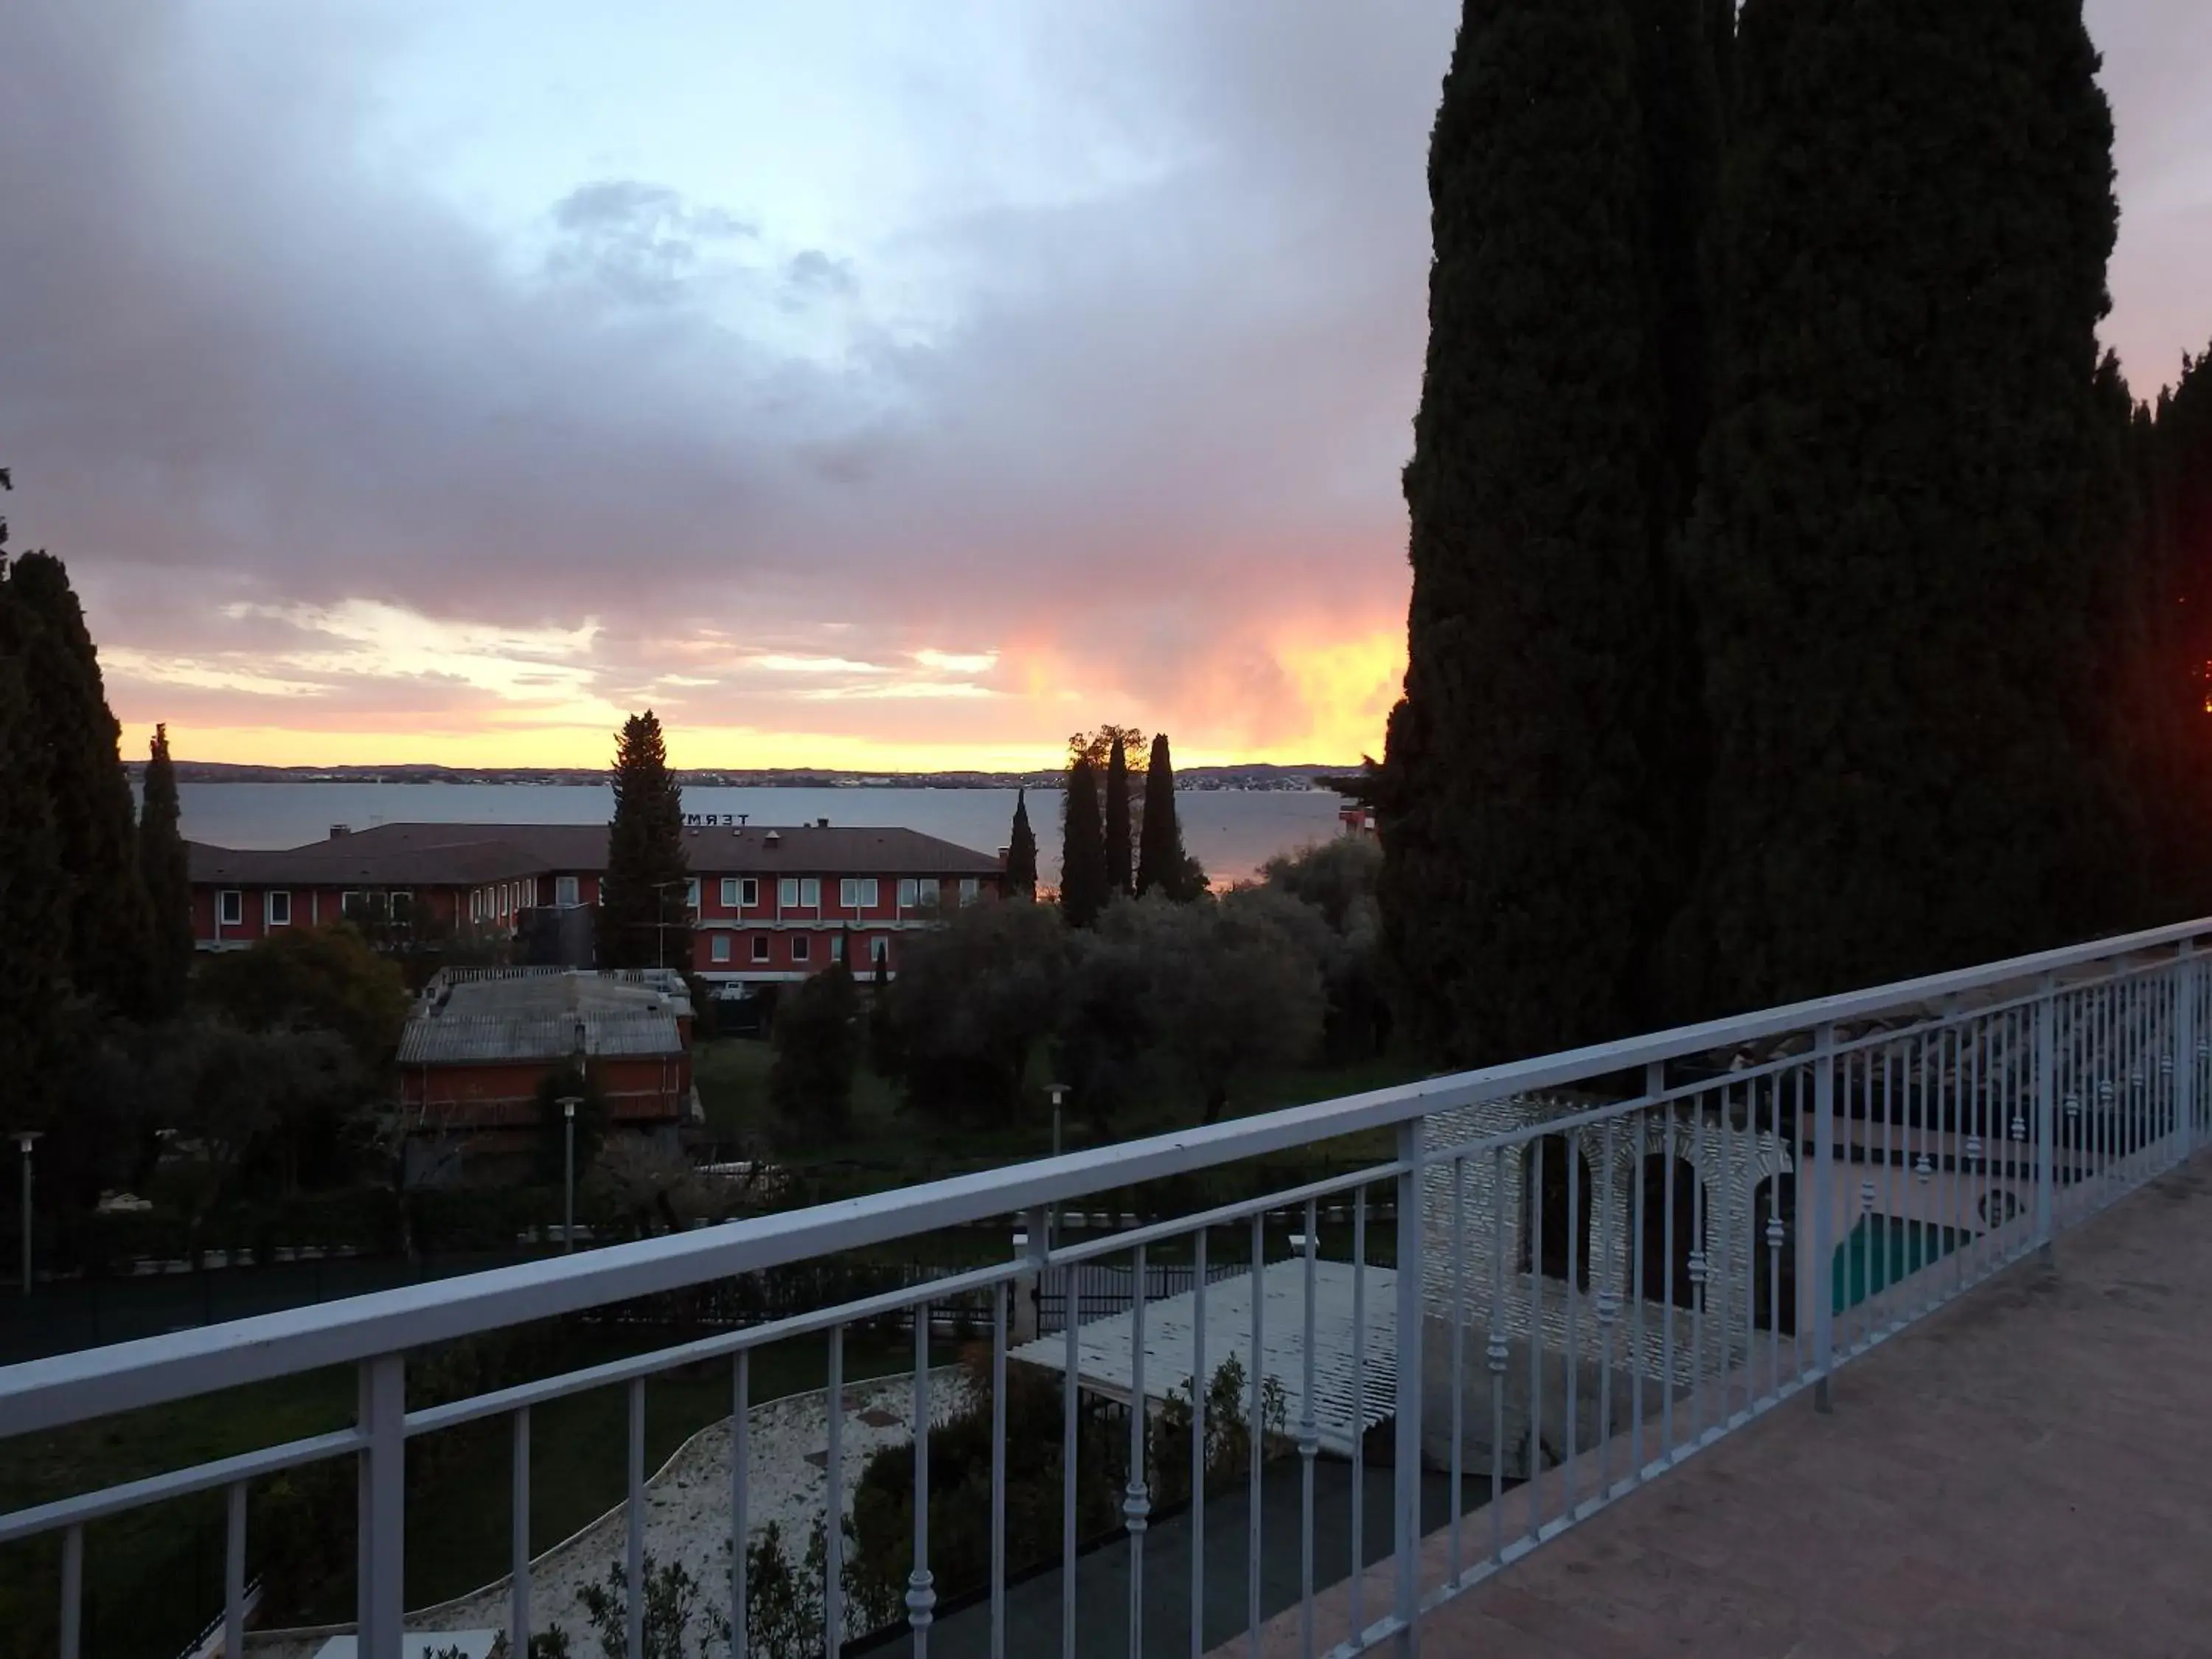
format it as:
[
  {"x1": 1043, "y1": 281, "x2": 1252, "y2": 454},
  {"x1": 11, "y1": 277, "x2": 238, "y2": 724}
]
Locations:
[
  {"x1": 2037, "y1": 974, "x2": 2057, "y2": 1265},
  {"x1": 1393, "y1": 1116, "x2": 1425, "y2": 1658},
  {"x1": 2175, "y1": 942, "x2": 2199, "y2": 1165},
  {"x1": 1812, "y1": 1023, "x2": 1837, "y2": 1413},
  {"x1": 358, "y1": 1353, "x2": 406, "y2": 1659}
]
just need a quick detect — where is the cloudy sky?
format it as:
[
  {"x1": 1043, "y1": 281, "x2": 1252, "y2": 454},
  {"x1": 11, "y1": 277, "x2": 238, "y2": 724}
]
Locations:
[{"x1": 4, "y1": 2, "x2": 2208, "y2": 771}]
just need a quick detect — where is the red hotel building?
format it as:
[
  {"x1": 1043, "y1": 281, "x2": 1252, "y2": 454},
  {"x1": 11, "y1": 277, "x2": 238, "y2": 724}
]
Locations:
[{"x1": 187, "y1": 818, "x2": 1007, "y2": 984}]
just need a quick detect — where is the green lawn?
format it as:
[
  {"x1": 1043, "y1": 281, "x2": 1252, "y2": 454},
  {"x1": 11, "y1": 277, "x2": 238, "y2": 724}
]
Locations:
[
  {"x1": 0, "y1": 1328, "x2": 942, "y2": 1652},
  {"x1": 0, "y1": 1366, "x2": 358, "y2": 1659}
]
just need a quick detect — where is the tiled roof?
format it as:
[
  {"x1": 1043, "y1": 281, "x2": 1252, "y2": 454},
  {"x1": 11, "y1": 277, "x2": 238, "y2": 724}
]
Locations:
[{"x1": 188, "y1": 820, "x2": 1003, "y2": 886}]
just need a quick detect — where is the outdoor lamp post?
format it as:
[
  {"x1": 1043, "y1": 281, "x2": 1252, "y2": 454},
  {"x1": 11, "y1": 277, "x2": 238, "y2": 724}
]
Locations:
[
  {"x1": 13, "y1": 1131, "x2": 42, "y2": 1298},
  {"x1": 558, "y1": 1096, "x2": 582, "y2": 1252},
  {"x1": 1046, "y1": 1082, "x2": 1068, "y2": 1248}
]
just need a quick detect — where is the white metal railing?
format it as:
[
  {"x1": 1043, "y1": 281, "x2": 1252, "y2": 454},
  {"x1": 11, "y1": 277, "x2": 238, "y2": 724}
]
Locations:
[{"x1": 4, "y1": 918, "x2": 2210, "y2": 1659}]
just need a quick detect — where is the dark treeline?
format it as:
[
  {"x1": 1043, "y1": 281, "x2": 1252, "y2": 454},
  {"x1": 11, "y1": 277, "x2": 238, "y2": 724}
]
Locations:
[{"x1": 1374, "y1": 0, "x2": 2212, "y2": 1065}]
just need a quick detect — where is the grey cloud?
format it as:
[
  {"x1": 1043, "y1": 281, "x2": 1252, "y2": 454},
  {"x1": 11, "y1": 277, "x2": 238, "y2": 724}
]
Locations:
[
  {"x1": 545, "y1": 178, "x2": 760, "y2": 306},
  {"x1": 2, "y1": 0, "x2": 2207, "y2": 758}
]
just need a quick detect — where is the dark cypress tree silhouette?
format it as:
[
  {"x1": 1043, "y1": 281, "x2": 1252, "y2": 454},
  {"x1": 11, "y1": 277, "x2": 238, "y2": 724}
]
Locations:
[
  {"x1": 4, "y1": 549, "x2": 153, "y2": 1016},
  {"x1": 595, "y1": 712, "x2": 692, "y2": 970},
  {"x1": 0, "y1": 475, "x2": 68, "y2": 1122},
  {"x1": 1006, "y1": 788, "x2": 1040, "y2": 899},
  {"x1": 1103, "y1": 734, "x2": 1134, "y2": 897},
  {"x1": 1382, "y1": 0, "x2": 1714, "y2": 1065},
  {"x1": 138, "y1": 722, "x2": 194, "y2": 1007},
  {"x1": 1135, "y1": 734, "x2": 1199, "y2": 900},
  {"x1": 2115, "y1": 349, "x2": 2212, "y2": 925},
  {"x1": 1679, "y1": 0, "x2": 2126, "y2": 1009},
  {"x1": 1059, "y1": 757, "x2": 1108, "y2": 929}
]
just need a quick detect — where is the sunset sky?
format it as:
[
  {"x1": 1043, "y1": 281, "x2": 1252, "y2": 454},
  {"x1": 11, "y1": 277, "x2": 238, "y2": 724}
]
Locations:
[{"x1": 4, "y1": 2, "x2": 2209, "y2": 773}]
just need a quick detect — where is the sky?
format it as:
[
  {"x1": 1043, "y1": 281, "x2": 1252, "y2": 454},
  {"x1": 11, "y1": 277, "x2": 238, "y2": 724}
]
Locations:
[{"x1": 3, "y1": 2, "x2": 2208, "y2": 773}]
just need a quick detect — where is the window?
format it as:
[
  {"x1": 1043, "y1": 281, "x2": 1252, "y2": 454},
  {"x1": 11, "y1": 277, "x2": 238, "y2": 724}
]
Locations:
[
  {"x1": 793, "y1": 933, "x2": 811, "y2": 962},
  {"x1": 799, "y1": 877, "x2": 821, "y2": 908},
  {"x1": 779, "y1": 877, "x2": 799, "y2": 909},
  {"x1": 959, "y1": 877, "x2": 979, "y2": 905},
  {"x1": 470, "y1": 891, "x2": 481, "y2": 923},
  {"x1": 751, "y1": 935, "x2": 771, "y2": 964},
  {"x1": 870, "y1": 936, "x2": 890, "y2": 965},
  {"x1": 830, "y1": 932, "x2": 846, "y2": 963},
  {"x1": 684, "y1": 878, "x2": 700, "y2": 911},
  {"x1": 391, "y1": 891, "x2": 414, "y2": 922},
  {"x1": 267, "y1": 890, "x2": 293, "y2": 927},
  {"x1": 721, "y1": 877, "x2": 741, "y2": 908},
  {"x1": 341, "y1": 890, "x2": 364, "y2": 918},
  {"x1": 219, "y1": 890, "x2": 243, "y2": 926},
  {"x1": 741, "y1": 877, "x2": 759, "y2": 908},
  {"x1": 840, "y1": 877, "x2": 879, "y2": 909},
  {"x1": 557, "y1": 876, "x2": 580, "y2": 907},
  {"x1": 897, "y1": 878, "x2": 917, "y2": 909},
  {"x1": 859, "y1": 877, "x2": 878, "y2": 908},
  {"x1": 712, "y1": 934, "x2": 732, "y2": 964},
  {"x1": 914, "y1": 878, "x2": 939, "y2": 909}
]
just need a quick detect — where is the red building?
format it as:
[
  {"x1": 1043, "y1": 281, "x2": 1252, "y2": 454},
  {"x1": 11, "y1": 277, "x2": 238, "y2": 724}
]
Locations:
[
  {"x1": 186, "y1": 818, "x2": 1007, "y2": 984},
  {"x1": 395, "y1": 967, "x2": 697, "y2": 1185}
]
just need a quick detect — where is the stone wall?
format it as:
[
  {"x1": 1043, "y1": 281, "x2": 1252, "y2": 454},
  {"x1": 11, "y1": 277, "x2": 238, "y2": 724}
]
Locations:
[{"x1": 1416, "y1": 1091, "x2": 1801, "y2": 1391}]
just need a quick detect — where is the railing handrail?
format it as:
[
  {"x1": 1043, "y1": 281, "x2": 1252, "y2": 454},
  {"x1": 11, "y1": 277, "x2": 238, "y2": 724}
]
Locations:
[{"x1": 3, "y1": 912, "x2": 2205, "y2": 1436}]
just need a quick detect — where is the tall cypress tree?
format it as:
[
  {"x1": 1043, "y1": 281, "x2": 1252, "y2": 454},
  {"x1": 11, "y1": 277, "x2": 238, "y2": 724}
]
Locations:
[
  {"x1": 1381, "y1": 0, "x2": 1708, "y2": 1065},
  {"x1": 1103, "y1": 734, "x2": 1133, "y2": 898},
  {"x1": 0, "y1": 483, "x2": 68, "y2": 1122},
  {"x1": 1006, "y1": 788, "x2": 1039, "y2": 900},
  {"x1": 3, "y1": 549, "x2": 154, "y2": 1016},
  {"x1": 1679, "y1": 0, "x2": 2125, "y2": 1009},
  {"x1": 2135, "y1": 347, "x2": 2212, "y2": 915},
  {"x1": 1059, "y1": 757, "x2": 1108, "y2": 929},
  {"x1": 595, "y1": 711, "x2": 692, "y2": 971},
  {"x1": 1135, "y1": 733, "x2": 1198, "y2": 900},
  {"x1": 139, "y1": 723, "x2": 194, "y2": 1006}
]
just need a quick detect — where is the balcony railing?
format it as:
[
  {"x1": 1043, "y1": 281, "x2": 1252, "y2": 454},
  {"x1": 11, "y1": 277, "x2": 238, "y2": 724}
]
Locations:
[{"x1": 4, "y1": 918, "x2": 2209, "y2": 1659}]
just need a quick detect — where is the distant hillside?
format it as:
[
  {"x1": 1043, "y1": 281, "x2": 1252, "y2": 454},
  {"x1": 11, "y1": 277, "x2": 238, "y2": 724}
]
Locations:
[{"x1": 134, "y1": 759, "x2": 1359, "y2": 793}]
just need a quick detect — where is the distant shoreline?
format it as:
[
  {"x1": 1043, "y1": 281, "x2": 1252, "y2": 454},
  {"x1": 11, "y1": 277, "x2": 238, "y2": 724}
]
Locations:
[{"x1": 139, "y1": 761, "x2": 1360, "y2": 792}]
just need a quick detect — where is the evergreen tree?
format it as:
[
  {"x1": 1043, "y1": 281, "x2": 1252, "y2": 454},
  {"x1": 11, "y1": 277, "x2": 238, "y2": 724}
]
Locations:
[
  {"x1": 0, "y1": 478, "x2": 69, "y2": 1126},
  {"x1": 770, "y1": 961, "x2": 861, "y2": 1134},
  {"x1": 1103, "y1": 734, "x2": 1134, "y2": 897},
  {"x1": 1059, "y1": 757, "x2": 1108, "y2": 929},
  {"x1": 3, "y1": 549, "x2": 154, "y2": 1016},
  {"x1": 1005, "y1": 789, "x2": 1040, "y2": 900},
  {"x1": 1380, "y1": 0, "x2": 1709, "y2": 1065},
  {"x1": 1135, "y1": 734, "x2": 1200, "y2": 900},
  {"x1": 139, "y1": 722, "x2": 194, "y2": 1007},
  {"x1": 595, "y1": 712, "x2": 692, "y2": 970},
  {"x1": 1678, "y1": 0, "x2": 2126, "y2": 1009},
  {"x1": 2133, "y1": 347, "x2": 2212, "y2": 915}
]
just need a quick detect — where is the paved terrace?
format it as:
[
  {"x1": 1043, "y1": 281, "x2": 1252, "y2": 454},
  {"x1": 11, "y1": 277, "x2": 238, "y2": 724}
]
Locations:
[{"x1": 1256, "y1": 1156, "x2": 2212, "y2": 1659}]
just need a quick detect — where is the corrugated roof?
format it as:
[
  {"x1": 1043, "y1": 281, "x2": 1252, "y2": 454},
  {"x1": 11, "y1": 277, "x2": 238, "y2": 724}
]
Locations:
[
  {"x1": 399, "y1": 968, "x2": 692, "y2": 1065},
  {"x1": 398, "y1": 1011, "x2": 682, "y2": 1065},
  {"x1": 189, "y1": 820, "x2": 1002, "y2": 886}
]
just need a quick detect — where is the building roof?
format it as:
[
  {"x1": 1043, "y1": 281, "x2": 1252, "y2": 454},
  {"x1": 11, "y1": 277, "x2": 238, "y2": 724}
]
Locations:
[
  {"x1": 1009, "y1": 1259, "x2": 1399, "y2": 1459},
  {"x1": 398, "y1": 968, "x2": 692, "y2": 1066},
  {"x1": 188, "y1": 819, "x2": 1004, "y2": 887}
]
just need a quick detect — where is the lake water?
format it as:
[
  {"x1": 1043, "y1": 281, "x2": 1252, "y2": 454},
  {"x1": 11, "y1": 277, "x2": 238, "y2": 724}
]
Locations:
[{"x1": 177, "y1": 783, "x2": 1351, "y2": 885}]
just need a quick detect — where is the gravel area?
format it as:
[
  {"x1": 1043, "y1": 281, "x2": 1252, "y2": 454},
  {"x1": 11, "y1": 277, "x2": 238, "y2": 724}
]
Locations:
[{"x1": 251, "y1": 1368, "x2": 971, "y2": 1659}]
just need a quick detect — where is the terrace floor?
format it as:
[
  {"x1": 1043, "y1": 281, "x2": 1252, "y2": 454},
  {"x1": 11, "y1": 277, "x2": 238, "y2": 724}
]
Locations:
[{"x1": 1401, "y1": 1155, "x2": 2212, "y2": 1658}]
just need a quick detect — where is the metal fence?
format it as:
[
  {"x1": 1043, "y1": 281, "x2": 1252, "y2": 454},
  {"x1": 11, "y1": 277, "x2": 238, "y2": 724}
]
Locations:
[{"x1": 4, "y1": 920, "x2": 2209, "y2": 1659}]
